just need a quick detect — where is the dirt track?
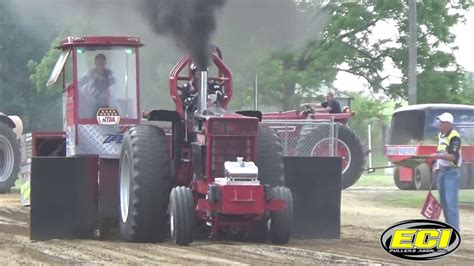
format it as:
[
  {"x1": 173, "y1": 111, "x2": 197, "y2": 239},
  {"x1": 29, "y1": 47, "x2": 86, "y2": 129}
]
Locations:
[{"x1": 0, "y1": 188, "x2": 473, "y2": 265}]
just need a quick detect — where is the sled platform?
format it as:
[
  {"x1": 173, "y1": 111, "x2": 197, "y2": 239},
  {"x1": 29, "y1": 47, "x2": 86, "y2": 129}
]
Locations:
[
  {"x1": 30, "y1": 156, "x2": 98, "y2": 240},
  {"x1": 284, "y1": 157, "x2": 342, "y2": 239}
]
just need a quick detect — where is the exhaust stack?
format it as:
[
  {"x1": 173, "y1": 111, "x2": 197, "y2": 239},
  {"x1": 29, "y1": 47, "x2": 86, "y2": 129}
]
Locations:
[{"x1": 199, "y1": 71, "x2": 208, "y2": 114}]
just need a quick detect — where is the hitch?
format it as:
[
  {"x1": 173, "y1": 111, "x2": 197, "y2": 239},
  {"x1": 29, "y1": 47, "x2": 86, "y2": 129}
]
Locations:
[{"x1": 365, "y1": 165, "x2": 396, "y2": 174}]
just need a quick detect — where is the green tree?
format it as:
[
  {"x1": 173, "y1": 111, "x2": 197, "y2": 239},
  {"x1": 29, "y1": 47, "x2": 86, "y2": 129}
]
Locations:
[
  {"x1": 451, "y1": 72, "x2": 474, "y2": 104},
  {"x1": 255, "y1": 0, "x2": 473, "y2": 110},
  {"x1": 27, "y1": 35, "x2": 66, "y2": 131},
  {"x1": 389, "y1": 0, "x2": 473, "y2": 104},
  {"x1": 349, "y1": 94, "x2": 390, "y2": 149},
  {"x1": 0, "y1": 0, "x2": 57, "y2": 131}
]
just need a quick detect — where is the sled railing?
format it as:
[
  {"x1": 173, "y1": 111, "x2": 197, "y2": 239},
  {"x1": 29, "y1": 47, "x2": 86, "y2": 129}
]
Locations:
[{"x1": 261, "y1": 119, "x2": 339, "y2": 157}]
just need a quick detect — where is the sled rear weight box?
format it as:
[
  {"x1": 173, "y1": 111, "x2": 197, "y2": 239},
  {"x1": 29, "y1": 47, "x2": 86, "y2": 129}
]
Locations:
[
  {"x1": 284, "y1": 157, "x2": 342, "y2": 239},
  {"x1": 30, "y1": 156, "x2": 98, "y2": 240}
]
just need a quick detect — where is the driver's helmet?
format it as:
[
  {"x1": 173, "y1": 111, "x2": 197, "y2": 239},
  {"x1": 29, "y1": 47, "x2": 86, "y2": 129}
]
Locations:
[
  {"x1": 189, "y1": 63, "x2": 200, "y2": 82},
  {"x1": 208, "y1": 81, "x2": 224, "y2": 105},
  {"x1": 208, "y1": 80, "x2": 221, "y2": 93}
]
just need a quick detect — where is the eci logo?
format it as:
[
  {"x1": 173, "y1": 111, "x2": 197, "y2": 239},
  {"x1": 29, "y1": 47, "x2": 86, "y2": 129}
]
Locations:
[{"x1": 380, "y1": 219, "x2": 461, "y2": 261}]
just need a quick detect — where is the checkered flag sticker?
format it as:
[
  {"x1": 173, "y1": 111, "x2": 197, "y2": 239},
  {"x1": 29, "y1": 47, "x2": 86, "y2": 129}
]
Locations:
[{"x1": 96, "y1": 108, "x2": 121, "y2": 125}]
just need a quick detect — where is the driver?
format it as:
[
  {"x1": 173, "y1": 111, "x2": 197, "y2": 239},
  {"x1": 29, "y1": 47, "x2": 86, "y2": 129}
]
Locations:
[
  {"x1": 300, "y1": 92, "x2": 342, "y2": 114},
  {"x1": 79, "y1": 53, "x2": 116, "y2": 117},
  {"x1": 178, "y1": 64, "x2": 199, "y2": 114},
  {"x1": 179, "y1": 64, "x2": 198, "y2": 102},
  {"x1": 178, "y1": 63, "x2": 226, "y2": 112},
  {"x1": 207, "y1": 80, "x2": 224, "y2": 105}
]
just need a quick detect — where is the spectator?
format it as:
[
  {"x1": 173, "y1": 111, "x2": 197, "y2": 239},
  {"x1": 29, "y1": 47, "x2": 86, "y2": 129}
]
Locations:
[
  {"x1": 320, "y1": 92, "x2": 341, "y2": 113},
  {"x1": 300, "y1": 92, "x2": 342, "y2": 114},
  {"x1": 430, "y1": 112, "x2": 462, "y2": 231}
]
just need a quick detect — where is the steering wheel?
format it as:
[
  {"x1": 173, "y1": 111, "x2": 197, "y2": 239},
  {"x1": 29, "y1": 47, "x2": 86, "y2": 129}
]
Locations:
[{"x1": 300, "y1": 104, "x2": 316, "y2": 114}]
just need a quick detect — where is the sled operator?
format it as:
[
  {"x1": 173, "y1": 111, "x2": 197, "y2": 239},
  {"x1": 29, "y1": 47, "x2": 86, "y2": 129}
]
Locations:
[
  {"x1": 300, "y1": 92, "x2": 342, "y2": 114},
  {"x1": 430, "y1": 112, "x2": 462, "y2": 231}
]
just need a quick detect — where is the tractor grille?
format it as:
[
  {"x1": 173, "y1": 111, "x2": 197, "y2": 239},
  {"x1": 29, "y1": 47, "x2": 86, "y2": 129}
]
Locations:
[{"x1": 211, "y1": 137, "x2": 253, "y2": 178}]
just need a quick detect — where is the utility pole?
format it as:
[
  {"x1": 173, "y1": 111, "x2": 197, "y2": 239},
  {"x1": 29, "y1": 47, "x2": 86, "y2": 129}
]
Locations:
[
  {"x1": 408, "y1": 0, "x2": 417, "y2": 105},
  {"x1": 254, "y1": 74, "x2": 258, "y2": 110}
]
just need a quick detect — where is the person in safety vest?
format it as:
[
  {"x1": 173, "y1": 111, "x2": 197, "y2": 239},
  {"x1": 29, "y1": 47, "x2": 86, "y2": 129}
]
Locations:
[{"x1": 430, "y1": 112, "x2": 462, "y2": 231}]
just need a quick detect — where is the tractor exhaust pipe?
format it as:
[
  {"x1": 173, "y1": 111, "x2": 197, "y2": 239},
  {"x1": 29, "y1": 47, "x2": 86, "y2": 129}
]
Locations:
[{"x1": 199, "y1": 71, "x2": 208, "y2": 115}]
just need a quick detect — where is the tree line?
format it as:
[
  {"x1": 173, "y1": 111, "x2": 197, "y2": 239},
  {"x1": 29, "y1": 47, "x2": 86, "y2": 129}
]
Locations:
[{"x1": 0, "y1": 0, "x2": 473, "y2": 133}]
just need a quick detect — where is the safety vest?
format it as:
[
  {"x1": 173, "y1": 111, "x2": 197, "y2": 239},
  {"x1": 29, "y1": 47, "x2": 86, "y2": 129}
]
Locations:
[{"x1": 437, "y1": 129, "x2": 462, "y2": 167}]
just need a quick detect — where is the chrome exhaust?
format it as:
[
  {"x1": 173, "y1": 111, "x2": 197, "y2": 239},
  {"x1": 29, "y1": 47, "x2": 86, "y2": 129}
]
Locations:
[{"x1": 198, "y1": 71, "x2": 208, "y2": 115}]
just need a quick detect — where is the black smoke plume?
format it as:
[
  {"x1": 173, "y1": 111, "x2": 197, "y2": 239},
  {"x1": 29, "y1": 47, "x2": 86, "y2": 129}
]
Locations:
[{"x1": 139, "y1": 0, "x2": 226, "y2": 70}]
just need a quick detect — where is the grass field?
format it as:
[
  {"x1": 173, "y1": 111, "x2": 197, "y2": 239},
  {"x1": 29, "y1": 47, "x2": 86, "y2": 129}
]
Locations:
[
  {"x1": 365, "y1": 152, "x2": 391, "y2": 174},
  {"x1": 352, "y1": 155, "x2": 474, "y2": 209},
  {"x1": 352, "y1": 151, "x2": 397, "y2": 187},
  {"x1": 374, "y1": 190, "x2": 474, "y2": 208},
  {"x1": 353, "y1": 174, "x2": 394, "y2": 187}
]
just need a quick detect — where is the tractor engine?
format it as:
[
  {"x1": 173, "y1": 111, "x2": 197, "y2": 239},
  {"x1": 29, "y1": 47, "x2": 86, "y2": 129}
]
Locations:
[
  {"x1": 180, "y1": 64, "x2": 288, "y2": 242},
  {"x1": 223, "y1": 157, "x2": 259, "y2": 182}
]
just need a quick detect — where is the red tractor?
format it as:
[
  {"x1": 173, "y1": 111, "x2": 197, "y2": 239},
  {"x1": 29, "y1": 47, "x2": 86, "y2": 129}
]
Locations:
[
  {"x1": 385, "y1": 104, "x2": 474, "y2": 190},
  {"x1": 28, "y1": 36, "x2": 293, "y2": 245},
  {"x1": 262, "y1": 106, "x2": 365, "y2": 189}
]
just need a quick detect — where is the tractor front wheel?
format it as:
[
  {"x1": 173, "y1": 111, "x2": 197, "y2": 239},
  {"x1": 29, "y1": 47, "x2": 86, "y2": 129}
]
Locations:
[
  {"x1": 169, "y1": 186, "x2": 194, "y2": 246},
  {"x1": 269, "y1": 186, "x2": 293, "y2": 245},
  {"x1": 119, "y1": 125, "x2": 172, "y2": 243}
]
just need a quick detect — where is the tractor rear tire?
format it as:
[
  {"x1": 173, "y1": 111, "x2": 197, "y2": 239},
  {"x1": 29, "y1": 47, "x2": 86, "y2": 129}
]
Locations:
[
  {"x1": 119, "y1": 125, "x2": 172, "y2": 243},
  {"x1": 296, "y1": 124, "x2": 365, "y2": 189},
  {"x1": 414, "y1": 163, "x2": 432, "y2": 190},
  {"x1": 169, "y1": 186, "x2": 194, "y2": 246},
  {"x1": 0, "y1": 122, "x2": 20, "y2": 193},
  {"x1": 256, "y1": 125, "x2": 285, "y2": 186},
  {"x1": 393, "y1": 167, "x2": 415, "y2": 190},
  {"x1": 269, "y1": 186, "x2": 293, "y2": 245}
]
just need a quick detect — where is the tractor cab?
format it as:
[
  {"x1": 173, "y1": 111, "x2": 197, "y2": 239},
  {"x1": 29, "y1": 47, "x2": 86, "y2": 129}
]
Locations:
[
  {"x1": 47, "y1": 36, "x2": 143, "y2": 157},
  {"x1": 385, "y1": 104, "x2": 474, "y2": 190},
  {"x1": 25, "y1": 37, "x2": 144, "y2": 237}
]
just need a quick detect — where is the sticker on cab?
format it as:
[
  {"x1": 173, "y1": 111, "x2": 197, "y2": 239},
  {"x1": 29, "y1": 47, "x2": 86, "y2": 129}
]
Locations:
[
  {"x1": 97, "y1": 108, "x2": 120, "y2": 125},
  {"x1": 380, "y1": 219, "x2": 461, "y2": 261}
]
